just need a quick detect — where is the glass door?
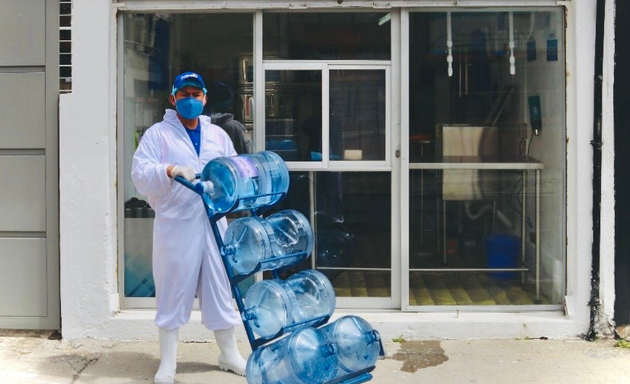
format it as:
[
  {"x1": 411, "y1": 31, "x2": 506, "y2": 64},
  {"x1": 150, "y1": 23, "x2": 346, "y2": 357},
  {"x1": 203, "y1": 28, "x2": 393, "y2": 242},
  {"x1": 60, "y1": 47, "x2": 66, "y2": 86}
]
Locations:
[{"x1": 259, "y1": 62, "x2": 397, "y2": 309}]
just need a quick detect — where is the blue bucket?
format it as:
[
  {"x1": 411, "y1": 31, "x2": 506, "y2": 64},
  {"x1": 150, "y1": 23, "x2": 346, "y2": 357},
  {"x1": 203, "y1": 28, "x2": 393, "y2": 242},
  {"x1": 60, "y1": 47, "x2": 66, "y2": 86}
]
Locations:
[{"x1": 485, "y1": 234, "x2": 520, "y2": 280}]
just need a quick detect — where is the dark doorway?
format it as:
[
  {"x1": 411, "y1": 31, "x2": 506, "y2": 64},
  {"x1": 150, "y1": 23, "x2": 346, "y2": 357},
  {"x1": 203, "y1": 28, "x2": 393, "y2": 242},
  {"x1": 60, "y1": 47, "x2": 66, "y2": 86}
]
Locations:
[{"x1": 615, "y1": 1, "x2": 630, "y2": 326}]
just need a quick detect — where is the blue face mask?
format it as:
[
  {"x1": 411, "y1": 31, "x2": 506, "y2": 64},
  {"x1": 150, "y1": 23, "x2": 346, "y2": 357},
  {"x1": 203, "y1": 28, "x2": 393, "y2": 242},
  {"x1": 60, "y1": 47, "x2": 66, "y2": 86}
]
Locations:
[{"x1": 175, "y1": 97, "x2": 204, "y2": 120}]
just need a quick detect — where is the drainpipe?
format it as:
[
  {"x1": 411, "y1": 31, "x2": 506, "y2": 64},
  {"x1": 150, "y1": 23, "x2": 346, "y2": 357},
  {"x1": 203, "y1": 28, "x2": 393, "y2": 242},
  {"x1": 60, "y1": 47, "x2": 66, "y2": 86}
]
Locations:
[{"x1": 586, "y1": 0, "x2": 606, "y2": 341}]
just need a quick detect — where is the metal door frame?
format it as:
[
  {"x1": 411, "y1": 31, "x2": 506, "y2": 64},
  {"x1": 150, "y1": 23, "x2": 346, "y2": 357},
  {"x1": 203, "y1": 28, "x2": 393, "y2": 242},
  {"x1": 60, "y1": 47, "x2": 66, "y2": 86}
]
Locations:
[{"x1": 255, "y1": 10, "x2": 401, "y2": 310}]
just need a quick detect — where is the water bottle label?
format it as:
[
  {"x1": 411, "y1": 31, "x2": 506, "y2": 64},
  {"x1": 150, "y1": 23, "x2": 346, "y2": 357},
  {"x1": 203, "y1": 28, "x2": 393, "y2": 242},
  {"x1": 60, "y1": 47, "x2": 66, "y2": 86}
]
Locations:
[{"x1": 231, "y1": 157, "x2": 259, "y2": 178}]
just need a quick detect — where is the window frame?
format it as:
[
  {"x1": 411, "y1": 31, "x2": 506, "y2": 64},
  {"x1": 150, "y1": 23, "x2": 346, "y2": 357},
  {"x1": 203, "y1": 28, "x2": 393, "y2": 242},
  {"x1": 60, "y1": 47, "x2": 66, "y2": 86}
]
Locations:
[{"x1": 261, "y1": 61, "x2": 392, "y2": 172}]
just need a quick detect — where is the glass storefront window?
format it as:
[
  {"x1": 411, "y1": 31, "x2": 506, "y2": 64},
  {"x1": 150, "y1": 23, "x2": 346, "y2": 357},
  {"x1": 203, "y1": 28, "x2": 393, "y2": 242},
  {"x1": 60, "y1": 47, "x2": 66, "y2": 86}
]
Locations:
[
  {"x1": 119, "y1": 7, "x2": 566, "y2": 311},
  {"x1": 121, "y1": 13, "x2": 254, "y2": 301},
  {"x1": 408, "y1": 10, "x2": 566, "y2": 306},
  {"x1": 263, "y1": 13, "x2": 391, "y2": 60}
]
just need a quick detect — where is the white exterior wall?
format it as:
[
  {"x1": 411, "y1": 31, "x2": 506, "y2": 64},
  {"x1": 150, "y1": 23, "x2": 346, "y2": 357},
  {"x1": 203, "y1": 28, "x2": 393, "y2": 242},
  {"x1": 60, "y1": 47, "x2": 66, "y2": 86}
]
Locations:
[
  {"x1": 59, "y1": 0, "x2": 119, "y2": 339},
  {"x1": 599, "y1": 0, "x2": 616, "y2": 335},
  {"x1": 60, "y1": 0, "x2": 615, "y2": 341}
]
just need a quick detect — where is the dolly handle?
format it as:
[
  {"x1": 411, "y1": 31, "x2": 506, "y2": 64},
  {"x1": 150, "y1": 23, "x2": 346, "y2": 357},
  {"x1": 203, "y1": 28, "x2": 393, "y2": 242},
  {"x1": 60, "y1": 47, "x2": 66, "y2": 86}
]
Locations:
[{"x1": 174, "y1": 174, "x2": 205, "y2": 195}]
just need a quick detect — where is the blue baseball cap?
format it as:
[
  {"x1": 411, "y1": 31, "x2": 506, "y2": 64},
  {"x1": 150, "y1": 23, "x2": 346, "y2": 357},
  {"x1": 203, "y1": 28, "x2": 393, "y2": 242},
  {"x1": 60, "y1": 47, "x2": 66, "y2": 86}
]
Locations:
[{"x1": 171, "y1": 71, "x2": 207, "y2": 95}]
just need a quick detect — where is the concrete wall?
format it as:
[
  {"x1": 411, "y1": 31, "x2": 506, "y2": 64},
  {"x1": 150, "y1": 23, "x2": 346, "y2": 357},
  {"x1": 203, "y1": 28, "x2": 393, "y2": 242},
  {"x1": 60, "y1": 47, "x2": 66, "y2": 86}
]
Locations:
[
  {"x1": 60, "y1": 0, "x2": 119, "y2": 339},
  {"x1": 60, "y1": 0, "x2": 612, "y2": 341},
  {"x1": 599, "y1": 0, "x2": 616, "y2": 335}
]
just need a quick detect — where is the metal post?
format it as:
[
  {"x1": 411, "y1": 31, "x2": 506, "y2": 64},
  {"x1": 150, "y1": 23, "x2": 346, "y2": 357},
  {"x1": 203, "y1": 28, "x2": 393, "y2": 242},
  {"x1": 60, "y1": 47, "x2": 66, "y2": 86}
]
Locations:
[
  {"x1": 536, "y1": 169, "x2": 540, "y2": 302},
  {"x1": 492, "y1": 201, "x2": 497, "y2": 233},
  {"x1": 443, "y1": 200, "x2": 447, "y2": 264},
  {"x1": 521, "y1": 170, "x2": 527, "y2": 284},
  {"x1": 420, "y1": 168, "x2": 424, "y2": 245},
  {"x1": 310, "y1": 171, "x2": 317, "y2": 270},
  {"x1": 436, "y1": 171, "x2": 441, "y2": 257}
]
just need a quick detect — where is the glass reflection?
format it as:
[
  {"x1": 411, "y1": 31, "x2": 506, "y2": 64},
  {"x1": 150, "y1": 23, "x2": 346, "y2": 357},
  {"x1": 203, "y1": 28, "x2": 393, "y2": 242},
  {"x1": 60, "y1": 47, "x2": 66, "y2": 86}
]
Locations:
[
  {"x1": 330, "y1": 70, "x2": 386, "y2": 161},
  {"x1": 263, "y1": 13, "x2": 391, "y2": 60},
  {"x1": 265, "y1": 70, "x2": 322, "y2": 162}
]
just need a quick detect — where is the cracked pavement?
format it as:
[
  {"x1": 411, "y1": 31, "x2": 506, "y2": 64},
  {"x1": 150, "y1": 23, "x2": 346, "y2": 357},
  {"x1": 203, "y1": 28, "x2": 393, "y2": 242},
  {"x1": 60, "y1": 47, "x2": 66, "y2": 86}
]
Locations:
[
  {"x1": 0, "y1": 330, "x2": 629, "y2": 383},
  {"x1": 0, "y1": 331, "x2": 107, "y2": 384}
]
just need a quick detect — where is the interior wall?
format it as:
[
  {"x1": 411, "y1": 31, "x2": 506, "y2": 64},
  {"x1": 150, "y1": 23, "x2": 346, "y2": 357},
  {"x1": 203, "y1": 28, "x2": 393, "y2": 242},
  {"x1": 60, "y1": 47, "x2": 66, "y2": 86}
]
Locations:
[{"x1": 520, "y1": 11, "x2": 566, "y2": 303}]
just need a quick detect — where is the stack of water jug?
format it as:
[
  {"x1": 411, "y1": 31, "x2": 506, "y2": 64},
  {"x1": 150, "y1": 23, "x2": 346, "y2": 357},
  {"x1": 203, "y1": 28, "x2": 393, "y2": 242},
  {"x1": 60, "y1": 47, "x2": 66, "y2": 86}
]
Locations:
[{"x1": 189, "y1": 151, "x2": 383, "y2": 384}]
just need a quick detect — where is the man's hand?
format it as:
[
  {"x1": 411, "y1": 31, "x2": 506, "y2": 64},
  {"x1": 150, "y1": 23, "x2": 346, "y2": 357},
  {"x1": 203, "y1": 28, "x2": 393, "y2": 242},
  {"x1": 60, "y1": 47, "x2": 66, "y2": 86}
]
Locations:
[{"x1": 169, "y1": 165, "x2": 196, "y2": 181}]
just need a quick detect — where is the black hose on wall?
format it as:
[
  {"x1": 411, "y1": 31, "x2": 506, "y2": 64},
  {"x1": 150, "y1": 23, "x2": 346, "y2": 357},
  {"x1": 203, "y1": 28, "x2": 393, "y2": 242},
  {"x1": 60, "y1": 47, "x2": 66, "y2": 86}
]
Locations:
[{"x1": 586, "y1": 0, "x2": 606, "y2": 341}]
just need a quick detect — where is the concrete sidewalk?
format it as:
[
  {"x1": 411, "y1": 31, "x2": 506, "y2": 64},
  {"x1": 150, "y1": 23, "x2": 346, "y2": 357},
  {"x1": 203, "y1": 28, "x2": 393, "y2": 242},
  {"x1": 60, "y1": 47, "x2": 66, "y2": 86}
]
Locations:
[{"x1": 1, "y1": 331, "x2": 629, "y2": 384}]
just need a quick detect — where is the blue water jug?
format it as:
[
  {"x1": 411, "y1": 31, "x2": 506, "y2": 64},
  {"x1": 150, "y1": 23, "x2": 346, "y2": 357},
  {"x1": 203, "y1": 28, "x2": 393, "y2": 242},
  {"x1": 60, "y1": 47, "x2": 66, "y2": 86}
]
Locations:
[
  {"x1": 243, "y1": 270, "x2": 335, "y2": 338},
  {"x1": 263, "y1": 210, "x2": 314, "y2": 270},
  {"x1": 246, "y1": 327, "x2": 338, "y2": 384},
  {"x1": 242, "y1": 279, "x2": 300, "y2": 338},
  {"x1": 320, "y1": 316, "x2": 381, "y2": 375},
  {"x1": 223, "y1": 210, "x2": 314, "y2": 275},
  {"x1": 286, "y1": 270, "x2": 336, "y2": 324},
  {"x1": 200, "y1": 151, "x2": 289, "y2": 214}
]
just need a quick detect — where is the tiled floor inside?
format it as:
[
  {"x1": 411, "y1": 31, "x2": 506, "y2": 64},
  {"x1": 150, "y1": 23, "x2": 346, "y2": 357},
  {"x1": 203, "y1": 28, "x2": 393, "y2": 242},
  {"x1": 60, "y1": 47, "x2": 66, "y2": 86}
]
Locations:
[{"x1": 328, "y1": 270, "x2": 549, "y2": 305}]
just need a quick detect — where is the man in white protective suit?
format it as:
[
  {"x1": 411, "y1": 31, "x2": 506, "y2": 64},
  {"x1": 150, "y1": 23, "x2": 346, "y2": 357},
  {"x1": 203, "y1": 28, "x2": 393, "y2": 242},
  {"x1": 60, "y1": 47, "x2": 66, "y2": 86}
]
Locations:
[{"x1": 131, "y1": 71, "x2": 248, "y2": 384}]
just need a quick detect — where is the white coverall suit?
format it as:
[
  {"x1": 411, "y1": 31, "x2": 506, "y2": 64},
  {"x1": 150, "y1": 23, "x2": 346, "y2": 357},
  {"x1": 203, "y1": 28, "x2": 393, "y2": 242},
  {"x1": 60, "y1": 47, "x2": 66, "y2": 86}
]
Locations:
[{"x1": 131, "y1": 109, "x2": 241, "y2": 331}]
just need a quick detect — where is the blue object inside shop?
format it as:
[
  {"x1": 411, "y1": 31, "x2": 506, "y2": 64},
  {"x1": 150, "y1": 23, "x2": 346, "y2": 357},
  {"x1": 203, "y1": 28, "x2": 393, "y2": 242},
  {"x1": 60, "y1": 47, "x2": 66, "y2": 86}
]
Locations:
[
  {"x1": 174, "y1": 151, "x2": 384, "y2": 384},
  {"x1": 485, "y1": 234, "x2": 520, "y2": 280}
]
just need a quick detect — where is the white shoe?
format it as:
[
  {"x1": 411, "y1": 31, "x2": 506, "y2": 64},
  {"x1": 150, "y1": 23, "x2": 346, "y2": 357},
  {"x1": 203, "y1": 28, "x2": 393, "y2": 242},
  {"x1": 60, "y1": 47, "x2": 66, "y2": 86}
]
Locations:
[
  {"x1": 155, "y1": 327, "x2": 179, "y2": 384},
  {"x1": 214, "y1": 327, "x2": 247, "y2": 376}
]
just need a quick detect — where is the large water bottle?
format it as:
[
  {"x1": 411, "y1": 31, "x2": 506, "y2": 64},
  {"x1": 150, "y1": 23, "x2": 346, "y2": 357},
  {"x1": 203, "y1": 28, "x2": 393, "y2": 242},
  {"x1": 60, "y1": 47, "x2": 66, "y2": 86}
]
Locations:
[
  {"x1": 320, "y1": 316, "x2": 381, "y2": 375},
  {"x1": 223, "y1": 210, "x2": 314, "y2": 275},
  {"x1": 246, "y1": 327, "x2": 338, "y2": 384},
  {"x1": 223, "y1": 216, "x2": 269, "y2": 275},
  {"x1": 243, "y1": 270, "x2": 335, "y2": 338},
  {"x1": 242, "y1": 279, "x2": 299, "y2": 338},
  {"x1": 263, "y1": 210, "x2": 314, "y2": 269},
  {"x1": 199, "y1": 151, "x2": 289, "y2": 214},
  {"x1": 286, "y1": 270, "x2": 336, "y2": 323}
]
